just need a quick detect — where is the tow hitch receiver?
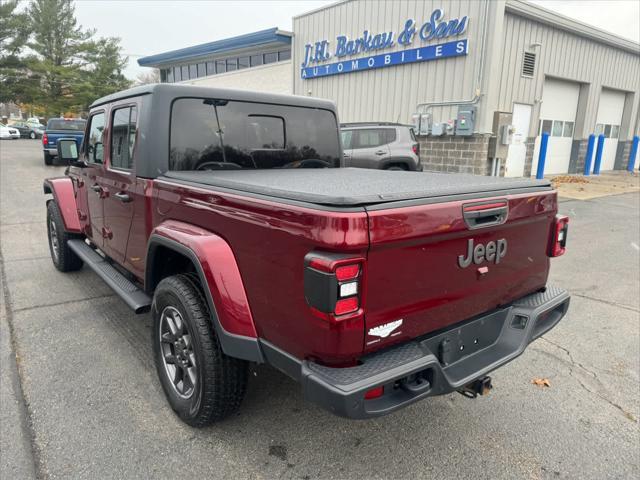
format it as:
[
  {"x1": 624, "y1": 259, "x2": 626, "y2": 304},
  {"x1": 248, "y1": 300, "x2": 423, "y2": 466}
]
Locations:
[{"x1": 458, "y1": 376, "x2": 493, "y2": 399}]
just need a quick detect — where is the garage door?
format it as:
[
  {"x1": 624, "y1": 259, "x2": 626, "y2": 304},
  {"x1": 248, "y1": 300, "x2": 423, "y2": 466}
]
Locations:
[
  {"x1": 531, "y1": 78, "x2": 580, "y2": 176},
  {"x1": 595, "y1": 89, "x2": 625, "y2": 171}
]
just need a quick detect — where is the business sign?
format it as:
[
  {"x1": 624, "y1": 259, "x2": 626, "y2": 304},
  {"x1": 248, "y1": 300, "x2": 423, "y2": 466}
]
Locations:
[{"x1": 300, "y1": 9, "x2": 469, "y2": 79}]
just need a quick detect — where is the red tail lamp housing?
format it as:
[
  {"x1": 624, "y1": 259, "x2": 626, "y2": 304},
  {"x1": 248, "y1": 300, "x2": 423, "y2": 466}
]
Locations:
[
  {"x1": 42, "y1": 132, "x2": 48, "y2": 146},
  {"x1": 550, "y1": 215, "x2": 569, "y2": 257},
  {"x1": 305, "y1": 253, "x2": 364, "y2": 321}
]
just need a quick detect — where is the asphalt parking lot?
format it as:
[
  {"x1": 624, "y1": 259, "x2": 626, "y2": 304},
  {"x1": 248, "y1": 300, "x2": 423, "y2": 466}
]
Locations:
[{"x1": 1, "y1": 139, "x2": 638, "y2": 479}]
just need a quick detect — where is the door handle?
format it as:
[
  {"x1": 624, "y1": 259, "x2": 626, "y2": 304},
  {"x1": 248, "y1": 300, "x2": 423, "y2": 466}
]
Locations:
[
  {"x1": 114, "y1": 192, "x2": 132, "y2": 203},
  {"x1": 375, "y1": 150, "x2": 386, "y2": 155}
]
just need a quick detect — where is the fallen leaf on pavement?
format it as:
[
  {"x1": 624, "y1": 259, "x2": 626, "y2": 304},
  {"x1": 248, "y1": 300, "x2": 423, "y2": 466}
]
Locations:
[{"x1": 532, "y1": 378, "x2": 551, "y2": 388}]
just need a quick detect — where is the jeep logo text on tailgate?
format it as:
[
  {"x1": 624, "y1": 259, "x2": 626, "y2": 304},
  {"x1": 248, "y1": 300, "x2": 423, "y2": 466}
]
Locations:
[{"x1": 458, "y1": 238, "x2": 507, "y2": 268}]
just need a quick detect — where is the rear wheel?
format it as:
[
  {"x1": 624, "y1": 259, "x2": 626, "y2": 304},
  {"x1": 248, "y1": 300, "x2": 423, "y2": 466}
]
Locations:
[
  {"x1": 47, "y1": 201, "x2": 83, "y2": 272},
  {"x1": 44, "y1": 151, "x2": 52, "y2": 165},
  {"x1": 386, "y1": 164, "x2": 408, "y2": 171},
  {"x1": 29, "y1": 131, "x2": 36, "y2": 139},
  {"x1": 152, "y1": 274, "x2": 248, "y2": 427}
]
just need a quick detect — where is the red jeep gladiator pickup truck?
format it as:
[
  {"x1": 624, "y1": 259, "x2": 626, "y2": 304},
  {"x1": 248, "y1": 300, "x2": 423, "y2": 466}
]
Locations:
[{"x1": 44, "y1": 84, "x2": 570, "y2": 427}]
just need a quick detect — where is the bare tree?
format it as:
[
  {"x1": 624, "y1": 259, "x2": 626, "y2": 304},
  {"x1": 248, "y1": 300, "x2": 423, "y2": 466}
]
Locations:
[{"x1": 135, "y1": 69, "x2": 160, "y2": 85}]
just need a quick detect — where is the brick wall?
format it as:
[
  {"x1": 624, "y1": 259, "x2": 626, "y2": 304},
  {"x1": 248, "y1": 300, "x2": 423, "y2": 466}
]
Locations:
[
  {"x1": 569, "y1": 138, "x2": 590, "y2": 174},
  {"x1": 418, "y1": 135, "x2": 491, "y2": 175},
  {"x1": 614, "y1": 140, "x2": 633, "y2": 171},
  {"x1": 523, "y1": 137, "x2": 535, "y2": 177}
]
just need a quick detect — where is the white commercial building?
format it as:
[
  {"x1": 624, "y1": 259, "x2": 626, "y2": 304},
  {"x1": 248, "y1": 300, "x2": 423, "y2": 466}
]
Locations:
[{"x1": 139, "y1": 0, "x2": 640, "y2": 176}]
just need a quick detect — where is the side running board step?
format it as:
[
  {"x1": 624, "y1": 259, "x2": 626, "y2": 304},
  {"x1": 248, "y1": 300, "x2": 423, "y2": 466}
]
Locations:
[{"x1": 68, "y1": 239, "x2": 151, "y2": 313}]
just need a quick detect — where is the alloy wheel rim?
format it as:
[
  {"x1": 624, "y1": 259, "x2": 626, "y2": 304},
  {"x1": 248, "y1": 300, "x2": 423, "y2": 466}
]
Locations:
[
  {"x1": 49, "y1": 218, "x2": 59, "y2": 262},
  {"x1": 159, "y1": 306, "x2": 197, "y2": 399}
]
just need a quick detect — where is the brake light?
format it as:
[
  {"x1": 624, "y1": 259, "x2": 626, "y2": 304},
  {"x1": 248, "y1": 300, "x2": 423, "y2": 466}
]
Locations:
[
  {"x1": 42, "y1": 132, "x2": 48, "y2": 146},
  {"x1": 550, "y1": 215, "x2": 569, "y2": 257},
  {"x1": 335, "y1": 296, "x2": 358, "y2": 315},
  {"x1": 336, "y1": 264, "x2": 359, "y2": 281},
  {"x1": 304, "y1": 254, "x2": 364, "y2": 322},
  {"x1": 364, "y1": 386, "x2": 384, "y2": 400},
  {"x1": 412, "y1": 143, "x2": 420, "y2": 155}
]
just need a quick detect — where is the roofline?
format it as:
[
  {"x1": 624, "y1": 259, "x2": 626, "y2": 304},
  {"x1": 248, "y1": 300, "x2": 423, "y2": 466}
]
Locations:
[
  {"x1": 89, "y1": 83, "x2": 337, "y2": 111},
  {"x1": 138, "y1": 28, "x2": 293, "y2": 67},
  {"x1": 506, "y1": 0, "x2": 640, "y2": 55}
]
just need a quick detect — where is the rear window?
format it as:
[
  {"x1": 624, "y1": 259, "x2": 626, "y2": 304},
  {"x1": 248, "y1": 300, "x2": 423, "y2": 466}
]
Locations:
[
  {"x1": 46, "y1": 119, "x2": 86, "y2": 131},
  {"x1": 169, "y1": 98, "x2": 341, "y2": 170}
]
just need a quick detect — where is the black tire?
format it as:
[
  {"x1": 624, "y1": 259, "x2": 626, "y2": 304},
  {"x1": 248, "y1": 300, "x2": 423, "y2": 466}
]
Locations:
[
  {"x1": 152, "y1": 274, "x2": 248, "y2": 427},
  {"x1": 46, "y1": 201, "x2": 83, "y2": 272},
  {"x1": 386, "y1": 164, "x2": 408, "y2": 171},
  {"x1": 29, "y1": 131, "x2": 36, "y2": 139},
  {"x1": 44, "y1": 151, "x2": 53, "y2": 165}
]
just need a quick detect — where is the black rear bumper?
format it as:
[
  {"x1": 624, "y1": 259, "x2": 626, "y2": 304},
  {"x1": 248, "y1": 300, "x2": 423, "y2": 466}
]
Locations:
[{"x1": 261, "y1": 286, "x2": 570, "y2": 419}]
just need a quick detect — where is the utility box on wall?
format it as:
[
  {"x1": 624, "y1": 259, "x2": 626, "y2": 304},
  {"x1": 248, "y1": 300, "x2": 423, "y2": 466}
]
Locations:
[
  {"x1": 455, "y1": 106, "x2": 476, "y2": 136},
  {"x1": 488, "y1": 110, "x2": 514, "y2": 159}
]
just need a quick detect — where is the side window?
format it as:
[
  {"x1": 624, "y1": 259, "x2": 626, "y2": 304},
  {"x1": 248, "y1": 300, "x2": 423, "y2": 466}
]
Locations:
[
  {"x1": 85, "y1": 112, "x2": 105, "y2": 164},
  {"x1": 110, "y1": 106, "x2": 137, "y2": 170},
  {"x1": 354, "y1": 129, "x2": 388, "y2": 149},
  {"x1": 384, "y1": 128, "x2": 397, "y2": 144},
  {"x1": 341, "y1": 130, "x2": 353, "y2": 149}
]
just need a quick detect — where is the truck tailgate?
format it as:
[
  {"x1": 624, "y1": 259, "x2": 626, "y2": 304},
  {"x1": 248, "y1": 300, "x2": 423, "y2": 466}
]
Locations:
[{"x1": 363, "y1": 190, "x2": 557, "y2": 353}]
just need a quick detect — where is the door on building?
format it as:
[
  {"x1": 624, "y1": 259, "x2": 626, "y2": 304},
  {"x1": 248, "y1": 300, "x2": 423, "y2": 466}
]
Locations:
[
  {"x1": 595, "y1": 89, "x2": 625, "y2": 171},
  {"x1": 505, "y1": 103, "x2": 532, "y2": 177},
  {"x1": 532, "y1": 78, "x2": 580, "y2": 176}
]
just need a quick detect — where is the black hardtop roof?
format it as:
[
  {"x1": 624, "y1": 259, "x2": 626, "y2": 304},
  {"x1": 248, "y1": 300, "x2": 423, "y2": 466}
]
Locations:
[{"x1": 90, "y1": 83, "x2": 337, "y2": 111}]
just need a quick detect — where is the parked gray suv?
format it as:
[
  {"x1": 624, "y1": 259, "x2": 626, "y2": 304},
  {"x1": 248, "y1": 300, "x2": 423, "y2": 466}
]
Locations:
[{"x1": 340, "y1": 122, "x2": 422, "y2": 171}]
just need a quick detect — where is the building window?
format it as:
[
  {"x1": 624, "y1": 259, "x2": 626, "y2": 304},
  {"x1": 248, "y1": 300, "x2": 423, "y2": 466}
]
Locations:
[
  {"x1": 206, "y1": 61, "x2": 215, "y2": 76},
  {"x1": 540, "y1": 119, "x2": 552, "y2": 135},
  {"x1": 238, "y1": 56, "x2": 249, "y2": 69},
  {"x1": 173, "y1": 66, "x2": 181, "y2": 82},
  {"x1": 226, "y1": 58, "x2": 238, "y2": 71},
  {"x1": 189, "y1": 64, "x2": 197, "y2": 79},
  {"x1": 563, "y1": 121, "x2": 574, "y2": 138},
  {"x1": 167, "y1": 68, "x2": 174, "y2": 83},
  {"x1": 181, "y1": 65, "x2": 189, "y2": 81},
  {"x1": 552, "y1": 120, "x2": 564, "y2": 137},
  {"x1": 595, "y1": 123, "x2": 604, "y2": 135},
  {"x1": 250, "y1": 54, "x2": 263, "y2": 67},
  {"x1": 521, "y1": 51, "x2": 536, "y2": 77},
  {"x1": 160, "y1": 69, "x2": 167, "y2": 83},
  {"x1": 603, "y1": 124, "x2": 612, "y2": 138},
  {"x1": 278, "y1": 50, "x2": 291, "y2": 61},
  {"x1": 197, "y1": 63, "x2": 206, "y2": 77},
  {"x1": 264, "y1": 52, "x2": 278, "y2": 64},
  {"x1": 610, "y1": 125, "x2": 620, "y2": 139},
  {"x1": 216, "y1": 60, "x2": 226, "y2": 74}
]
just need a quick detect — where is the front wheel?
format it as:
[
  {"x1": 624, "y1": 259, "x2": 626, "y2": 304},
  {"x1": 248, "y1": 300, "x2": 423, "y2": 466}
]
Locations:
[
  {"x1": 47, "y1": 201, "x2": 83, "y2": 272},
  {"x1": 152, "y1": 274, "x2": 248, "y2": 427},
  {"x1": 44, "y1": 151, "x2": 52, "y2": 165},
  {"x1": 29, "y1": 131, "x2": 36, "y2": 139}
]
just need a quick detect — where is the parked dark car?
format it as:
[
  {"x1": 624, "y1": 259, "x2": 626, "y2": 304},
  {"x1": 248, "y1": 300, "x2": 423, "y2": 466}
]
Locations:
[
  {"x1": 43, "y1": 118, "x2": 86, "y2": 165},
  {"x1": 340, "y1": 122, "x2": 422, "y2": 171},
  {"x1": 9, "y1": 121, "x2": 44, "y2": 139}
]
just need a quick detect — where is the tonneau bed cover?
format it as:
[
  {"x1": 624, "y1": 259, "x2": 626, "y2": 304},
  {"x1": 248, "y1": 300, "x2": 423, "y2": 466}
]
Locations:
[{"x1": 161, "y1": 168, "x2": 551, "y2": 207}]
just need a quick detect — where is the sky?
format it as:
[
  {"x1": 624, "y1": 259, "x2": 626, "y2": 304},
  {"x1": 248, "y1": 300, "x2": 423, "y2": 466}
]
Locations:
[{"x1": 68, "y1": 0, "x2": 640, "y2": 80}]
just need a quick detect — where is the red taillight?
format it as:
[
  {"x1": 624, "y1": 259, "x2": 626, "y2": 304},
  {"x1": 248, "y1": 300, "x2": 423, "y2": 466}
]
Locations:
[
  {"x1": 335, "y1": 296, "x2": 358, "y2": 316},
  {"x1": 335, "y1": 264, "x2": 360, "y2": 281},
  {"x1": 412, "y1": 143, "x2": 419, "y2": 155},
  {"x1": 42, "y1": 133, "x2": 48, "y2": 145},
  {"x1": 364, "y1": 386, "x2": 384, "y2": 400},
  {"x1": 550, "y1": 215, "x2": 569, "y2": 257}
]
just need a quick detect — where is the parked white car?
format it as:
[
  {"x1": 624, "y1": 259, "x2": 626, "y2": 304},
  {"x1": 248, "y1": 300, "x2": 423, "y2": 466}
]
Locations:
[{"x1": 0, "y1": 124, "x2": 20, "y2": 139}]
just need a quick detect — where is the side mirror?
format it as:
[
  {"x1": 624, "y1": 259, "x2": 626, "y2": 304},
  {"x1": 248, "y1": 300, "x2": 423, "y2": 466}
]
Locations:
[{"x1": 57, "y1": 138, "x2": 82, "y2": 166}]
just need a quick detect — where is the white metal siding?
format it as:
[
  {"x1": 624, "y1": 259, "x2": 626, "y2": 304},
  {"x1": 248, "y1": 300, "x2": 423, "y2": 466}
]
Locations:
[
  {"x1": 293, "y1": 0, "x2": 491, "y2": 126},
  {"x1": 182, "y1": 61, "x2": 292, "y2": 95},
  {"x1": 498, "y1": 11, "x2": 640, "y2": 139}
]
